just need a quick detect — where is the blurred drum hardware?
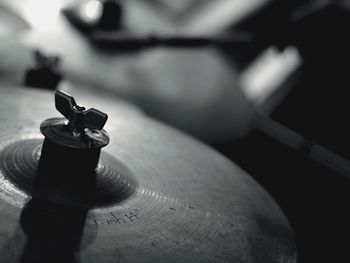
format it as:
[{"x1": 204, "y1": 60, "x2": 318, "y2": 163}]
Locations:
[
  {"x1": 61, "y1": 0, "x2": 272, "y2": 36},
  {"x1": 24, "y1": 49, "x2": 62, "y2": 90},
  {"x1": 0, "y1": 87, "x2": 296, "y2": 262},
  {"x1": 0, "y1": 0, "x2": 301, "y2": 143}
]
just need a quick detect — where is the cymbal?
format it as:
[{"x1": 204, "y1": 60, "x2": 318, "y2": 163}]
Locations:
[{"x1": 0, "y1": 85, "x2": 296, "y2": 262}]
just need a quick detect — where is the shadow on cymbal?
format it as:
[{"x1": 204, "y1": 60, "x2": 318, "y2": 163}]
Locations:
[{"x1": 20, "y1": 199, "x2": 94, "y2": 263}]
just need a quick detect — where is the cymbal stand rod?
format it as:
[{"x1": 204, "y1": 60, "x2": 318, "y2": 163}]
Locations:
[{"x1": 254, "y1": 112, "x2": 350, "y2": 179}]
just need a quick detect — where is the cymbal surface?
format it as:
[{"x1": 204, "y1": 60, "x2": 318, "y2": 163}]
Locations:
[{"x1": 0, "y1": 86, "x2": 296, "y2": 262}]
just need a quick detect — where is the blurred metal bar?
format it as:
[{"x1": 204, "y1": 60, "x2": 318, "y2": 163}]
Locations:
[{"x1": 255, "y1": 113, "x2": 350, "y2": 179}]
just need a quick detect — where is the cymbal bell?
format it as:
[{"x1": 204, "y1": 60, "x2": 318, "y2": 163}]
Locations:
[{"x1": 0, "y1": 85, "x2": 296, "y2": 262}]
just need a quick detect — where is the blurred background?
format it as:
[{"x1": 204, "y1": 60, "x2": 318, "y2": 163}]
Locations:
[{"x1": 1, "y1": 0, "x2": 350, "y2": 262}]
